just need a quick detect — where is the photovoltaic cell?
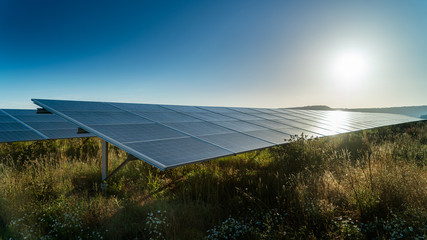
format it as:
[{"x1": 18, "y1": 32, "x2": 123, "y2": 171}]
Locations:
[
  {"x1": 249, "y1": 113, "x2": 282, "y2": 120},
  {"x1": 231, "y1": 108, "x2": 261, "y2": 114},
  {"x1": 0, "y1": 130, "x2": 45, "y2": 142},
  {"x1": 39, "y1": 129, "x2": 90, "y2": 139},
  {"x1": 125, "y1": 137, "x2": 232, "y2": 168},
  {"x1": 291, "y1": 118, "x2": 348, "y2": 133},
  {"x1": 199, "y1": 132, "x2": 273, "y2": 152},
  {"x1": 165, "y1": 121, "x2": 235, "y2": 136},
  {"x1": 130, "y1": 111, "x2": 199, "y2": 123},
  {"x1": 0, "y1": 109, "x2": 94, "y2": 143},
  {"x1": 254, "y1": 108, "x2": 281, "y2": 114},
  {"x1": 246, "y1": 120, "x2": 291, "y2": 129},
  {"x1": 213, "y1": 120, "x2": 267, "y2": 132},
  {"x1": 201, "y1": 106, "x2": 239, "y2": 113},
  {"x1": 34, "y1": 99, "x2": 120, "y2": 112},
  {"x1": 88, "y1": 123, "x2": 187, "y2": 143},
  {"x1": 31, "y1": 99, "x2": 424, "y2": 170},
  {"x1": 185, "y1": 112, "x2": 235, "y2": 121},
  {"x1": 161, "y1": 105, "x2": 207, "y2": 113},
  {"x1": 61, "y1": 111, "x2": 152, "y2": 125},
  {"x1": 0, "y1": 116, "x2": 14, "y2": 123},
  {"x1": 277, "y1": 127, "x2": 322, "y2": 138},
  {"x1": 25, "y1": 122, "x2": 77, "y2": 130},
  {"x1": 243, "y1": 129, "x2": 292, "y2": 144},
  {"x1": 222, "y1": 112, "x2": 263, "y2": 121},
  {"x1": 0, "y1": 122, "x2": 30, "y2": 131},
  {"x1": 272, "y1": 119, "x2": 337, "y2": 136},
  {"x1": 13, "y1": 115, "x2": 66, "y2": 123},
  {"x1": 111, "y1": 102, "x2": 172, "y2": 112}
]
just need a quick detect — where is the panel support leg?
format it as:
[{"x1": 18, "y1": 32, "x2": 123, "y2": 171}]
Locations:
[{"x1": 101, "y1": 140, "x2": 108, "y2": 191}]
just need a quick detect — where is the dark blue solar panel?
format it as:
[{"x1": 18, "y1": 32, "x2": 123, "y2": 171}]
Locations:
[
  {"x1": 199, "y1": 132, "x2": 273, "y2": 152},
  {"x1": 25, "y1": 122, "x2": 76, "y2": 130},
  {"x1": 34, "y1": 99, "x2": 121, "y2": 112},
  {"x1": 232, "y1": 108, "x2": 261, "y2": 114},
  {"x1": 165, "y1": 121, "x2": 235, "y2": 136},
  {"x1": 200, "y1": 106, "x2": 238, "y2": 113},
  {"x1": 88, "y1": 123, "x2": 187, "y2": 143},
  {"x1": 213, "y1": 120, "x2": 267, "y2": 132},
  {"x1": 14, "y1": 115, "x2": 65, "y2": 123},
  {"x1": 62, "y1": 111, "x2": 152, "y2": 125},
  {"x1": 250, "y1": 113, "x2": 282, "y2": 120},
  {"x1": 186, "y1": 112, "x2": 236, "y2": 121},
  {"x1": 130, "y1": 111, "x2": 199, "y2": 123},
  {"x1": 0, "y1": 131, "x2": 45, "y2": 142},
  {"x1": 40, "y1": 129, "x2": 92, "y2": 139},
  {"x1": 161, "y1": 105, "x2": 207, "y2": 113},
  {"x1": 272, "y1": 113, "x2": 302, "y2": 120},
  {"x1": 243, "y1": 129, "x2": 292, "y2": 144},
  {"x1": 0, "y1": 122, "x2": 30, "y2": 131},
  {"x1": 31, "y1": 99, "x2": 423, "y2": 170},
  {"x1": 276, "y1": 127, "x2": 322, "y2": 138},
  {"x1": 125, "y1": 137, "x2": 232, "y2": 169},
  {"x1": 2, "y1": 109, "x2": 39, "y2": 116},
  {"x1": 0, "y1": 109, "x2": 95, "y2": 143},
  {"x1": 246, "y1": 120, "x2": 290, "y2": 129},
  {"x1": 222, "y1": 112, "x2": 263, "y2": 121},
  {"x1": 111, "y1": 102, "x2": 173, "y2": 112},
  {"x1": 253, "y1": 108, "x2": 280, "y2": 114},
  {"x1": 0, "y1": 116, "x2": 14, "y2": 123},
  {"x1": 272, "y1": 119, "x2": 334, "y2": 136},
  {"x1": 292, "y1": 118, "x2": 348, "y2": 133}
]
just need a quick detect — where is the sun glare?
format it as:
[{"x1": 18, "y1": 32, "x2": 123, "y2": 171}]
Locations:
[{"x1": 328, "y1": 49, "x2": 372, "y2": 86}]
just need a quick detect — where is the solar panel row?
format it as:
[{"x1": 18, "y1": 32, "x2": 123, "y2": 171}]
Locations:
[
  {"x1": 0, "y1": 109, "x2": 94, "y2": 143},
  {"x1": 32, "y1": 99, "x2": 422, "y2": 170}
]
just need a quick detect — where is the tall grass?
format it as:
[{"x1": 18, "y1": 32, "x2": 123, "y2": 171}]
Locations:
[{"x1": 0, "y1": 122, "x2": 426, "y2": 239}]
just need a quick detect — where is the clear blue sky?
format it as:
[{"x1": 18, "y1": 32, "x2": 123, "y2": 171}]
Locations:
[{"x1": 1, "y1": 0, "x2": 426, "y2": 109}]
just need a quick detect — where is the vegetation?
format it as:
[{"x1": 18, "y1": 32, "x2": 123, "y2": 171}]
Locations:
[{"x1": 0, "y1": 121, "x2": 426, "y2": 239}]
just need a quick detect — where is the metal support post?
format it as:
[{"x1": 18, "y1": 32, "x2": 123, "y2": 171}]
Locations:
[
  {"x1": 101, "y1": 140, "x2": 108, "y2": 190},
  {"x1": 100, "y1": 141, "x2": 138, "y2": 191}
]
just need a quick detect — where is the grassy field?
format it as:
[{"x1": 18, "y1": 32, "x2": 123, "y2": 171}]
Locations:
[{"x1": 0, "y1": 121, "x2": 426, "y2": 239}]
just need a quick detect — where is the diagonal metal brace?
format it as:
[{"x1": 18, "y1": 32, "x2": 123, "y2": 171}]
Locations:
[{"x1": 101, "y1": 140, "x2": 138, "y2": 190}]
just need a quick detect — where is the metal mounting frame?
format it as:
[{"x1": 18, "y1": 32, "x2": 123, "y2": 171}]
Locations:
[{"x1": 100, "y1": 140, "x2": 138, "y2": 190}]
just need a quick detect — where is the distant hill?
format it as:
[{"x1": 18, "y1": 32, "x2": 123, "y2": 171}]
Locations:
[
  {"x1": 286, "y1": 105, "x2": 427, "y2": 118},
  {"x1": 288, "y1": 105, "x2": 333, "y2": 110}
]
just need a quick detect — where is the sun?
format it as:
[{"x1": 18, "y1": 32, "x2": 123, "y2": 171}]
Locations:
[{"x1": 328, "y1": 49, "x2": 372, "y2": 86}]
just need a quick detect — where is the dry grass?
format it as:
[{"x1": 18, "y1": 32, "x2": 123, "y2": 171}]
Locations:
[{"x1": 0, "y1": 122, "x2": 426, "y2": 239}]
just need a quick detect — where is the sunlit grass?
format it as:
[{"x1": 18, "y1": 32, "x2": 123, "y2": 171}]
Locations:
[{"x1": 0, "y1": 121, "x2": 426, "y2": 239}]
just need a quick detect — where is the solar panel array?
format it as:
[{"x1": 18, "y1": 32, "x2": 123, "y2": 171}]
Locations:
[
  {"x1": 32, "y1": 99, "x2": 422, "y2": 170},
  {"x1": 0, "y1": 109, "x2": 93, "y2": 143}
]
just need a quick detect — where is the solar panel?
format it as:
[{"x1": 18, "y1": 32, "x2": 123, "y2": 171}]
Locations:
[
  {"x1": 32, "y1": 99, "x2": 423, "y2": 170},
  {"x1": 165, "y1": 121, "x2": 235, "y2": 136},
  {"x1": 160, "y1": 104, "x2": 206, "y2": 113},
  {"x1": 221, "y1": 112, "x2": 263, "y2": 121},
  {"x1": 125, "y1": 137, "x2": 232, "y2": 168},
  {"x1": 185, "y1": 112, "x2": 236, "y2": 121},
  {"x1": 89, "y1": 123, "x2": 187, "y2": 143},
  {"x1": 130, "y1": 111, "x2": 199, "y2": 123},
  {"x1": 277, "y1": 127, "x2": 322, "y2": 138},
  {"x1": 242, "y1": 129, "x2": 292, "y2": 144},
  {"x1": 110, "y1": 102, "x2": 172, "y2": 112},
  {"x1": 213, "y1": 120, "x2": 267, "y2": 132},
  {"x1": 0, "y1": 130, "x2": 45, "y2": 143},
  {"x1": 199, "y1": 132, "x2": 273, "y2": 152},
  {"x1": 0, "y1": 109, "x2": 94, "y2": 143}
]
